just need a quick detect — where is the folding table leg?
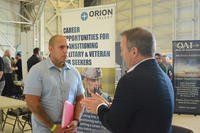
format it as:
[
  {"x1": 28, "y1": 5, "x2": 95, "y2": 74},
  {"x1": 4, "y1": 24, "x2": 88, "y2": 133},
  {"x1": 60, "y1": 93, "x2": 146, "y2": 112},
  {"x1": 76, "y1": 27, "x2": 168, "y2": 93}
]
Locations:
[{"x1": 0, "y1": 110, "x2": 3, "y2": 131}]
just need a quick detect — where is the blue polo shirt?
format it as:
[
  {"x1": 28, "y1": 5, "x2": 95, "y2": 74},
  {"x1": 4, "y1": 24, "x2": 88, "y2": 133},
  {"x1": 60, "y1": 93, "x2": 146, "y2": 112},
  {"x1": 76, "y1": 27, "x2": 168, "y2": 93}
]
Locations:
[{"x1": 24, "y1": 57, "x2": 85, "y2": 133}]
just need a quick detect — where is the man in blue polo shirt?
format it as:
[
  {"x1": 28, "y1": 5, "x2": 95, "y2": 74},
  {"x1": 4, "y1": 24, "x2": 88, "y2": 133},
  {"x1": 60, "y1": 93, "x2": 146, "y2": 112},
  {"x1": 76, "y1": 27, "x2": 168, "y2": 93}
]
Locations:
[{"x1": 24, "y1": 35, "x2": 85, "y2": 133}]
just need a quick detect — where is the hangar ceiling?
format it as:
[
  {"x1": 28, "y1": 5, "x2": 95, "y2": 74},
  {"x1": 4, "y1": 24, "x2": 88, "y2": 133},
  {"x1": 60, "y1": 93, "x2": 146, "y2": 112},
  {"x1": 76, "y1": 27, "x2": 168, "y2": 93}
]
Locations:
[{"x1": 101, "y1": 0, "x2": 200, "y2": 52}]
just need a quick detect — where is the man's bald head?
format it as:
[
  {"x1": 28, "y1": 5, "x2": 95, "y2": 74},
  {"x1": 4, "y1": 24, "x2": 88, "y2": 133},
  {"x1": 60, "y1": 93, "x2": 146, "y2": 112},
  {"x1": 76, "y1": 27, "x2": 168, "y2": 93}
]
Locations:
[
  {"x1": 4, "y1": 49, "x2": 11, "y2": 57},
  {"x1": 49, "y1": 35, "x2": 67, "y2": 46},
  {"x1": 48, "y1": 35, "x2": 69, "y2": 68}
]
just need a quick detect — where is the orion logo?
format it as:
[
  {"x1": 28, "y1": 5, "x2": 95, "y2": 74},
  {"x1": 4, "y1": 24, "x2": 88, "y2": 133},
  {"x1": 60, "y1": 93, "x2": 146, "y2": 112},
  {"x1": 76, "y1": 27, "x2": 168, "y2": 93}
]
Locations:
[{"x1": 81, "y1": 12, "x2": 88, "y2": 21}]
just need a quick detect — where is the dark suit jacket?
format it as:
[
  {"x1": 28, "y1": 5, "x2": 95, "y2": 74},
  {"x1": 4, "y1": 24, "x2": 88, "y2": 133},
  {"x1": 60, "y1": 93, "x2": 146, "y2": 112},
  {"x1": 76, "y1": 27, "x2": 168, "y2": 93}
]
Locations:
[
  {"x1": 27, "y1": 55, "x2": 41, "y2": 72},
  {"x1": 16, "y1": 59, "x2": 22, "y2": 80},
  {"x1": 98, "y1": 59, "x2": 174, "y2": 133}
]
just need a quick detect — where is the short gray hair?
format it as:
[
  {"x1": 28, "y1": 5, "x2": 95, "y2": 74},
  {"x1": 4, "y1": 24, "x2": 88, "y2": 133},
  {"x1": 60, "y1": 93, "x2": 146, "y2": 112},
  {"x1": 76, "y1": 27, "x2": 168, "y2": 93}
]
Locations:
[{"x1": 121, "y1": 27, "x2": 156, "y2": 57}]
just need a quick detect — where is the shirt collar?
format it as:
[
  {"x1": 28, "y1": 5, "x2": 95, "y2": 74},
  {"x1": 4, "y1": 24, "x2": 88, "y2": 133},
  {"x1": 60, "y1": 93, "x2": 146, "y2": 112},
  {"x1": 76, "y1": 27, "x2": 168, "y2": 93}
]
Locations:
[
  {"x1": 127, "y1": 57, "x2": 154, "y2": 73},
  {"x1": 46, "y1": 56, "x2": 70, "y2": 70}
]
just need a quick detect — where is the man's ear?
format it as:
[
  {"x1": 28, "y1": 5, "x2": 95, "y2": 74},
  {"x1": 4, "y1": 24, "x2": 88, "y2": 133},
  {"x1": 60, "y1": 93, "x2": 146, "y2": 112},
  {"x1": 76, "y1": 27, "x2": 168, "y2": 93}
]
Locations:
[
  {"x1": 131, "y1": 47, "x2": 138, "y2": 56},
  {"x1": 48, "y1": 45, "x2": 52, "y2": 52}
]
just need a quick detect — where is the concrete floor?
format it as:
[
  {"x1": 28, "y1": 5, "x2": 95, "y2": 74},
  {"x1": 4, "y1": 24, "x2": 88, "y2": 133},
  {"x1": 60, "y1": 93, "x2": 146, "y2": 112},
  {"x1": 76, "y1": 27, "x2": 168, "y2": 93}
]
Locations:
[
  {"x1": 0, "y1": 113, "x2": 31, "y2": 133},
  {"x1": 1, "y1": 114, "x2": 199, "y2": 133},
  {"x1": 172, "y1": 114, "x2": 200, "y2": 133}
]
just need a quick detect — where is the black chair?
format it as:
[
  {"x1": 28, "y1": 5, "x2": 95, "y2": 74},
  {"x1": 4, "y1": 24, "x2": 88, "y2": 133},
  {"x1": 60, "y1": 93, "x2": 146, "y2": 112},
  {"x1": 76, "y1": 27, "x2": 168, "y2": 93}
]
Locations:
[
  {"x1": 172, "y1": 125, "x2": 193, "y2": 133},
  {"x1": 0, "y1": 109, "x2": 4, "y2": 131},
  {"x1": 21, "y1": 112, "x2": 32, "y2": 131},
  {"x1": 2, "y1": 108, "x2": 29, "y2": 133}
]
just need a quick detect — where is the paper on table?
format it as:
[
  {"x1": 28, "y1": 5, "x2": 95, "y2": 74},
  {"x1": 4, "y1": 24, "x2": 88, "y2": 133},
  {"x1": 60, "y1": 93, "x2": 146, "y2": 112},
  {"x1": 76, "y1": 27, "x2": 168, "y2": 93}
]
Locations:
[{"x1": 61, "y1": 100, "x2": 74, "y2": 128}]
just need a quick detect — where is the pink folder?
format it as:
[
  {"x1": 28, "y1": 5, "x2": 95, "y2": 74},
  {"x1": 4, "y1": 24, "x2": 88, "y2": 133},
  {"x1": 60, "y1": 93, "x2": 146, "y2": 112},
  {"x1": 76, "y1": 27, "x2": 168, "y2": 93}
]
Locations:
[{"x1": 61, "y1": 100, "x2": 74, "y2": 128}]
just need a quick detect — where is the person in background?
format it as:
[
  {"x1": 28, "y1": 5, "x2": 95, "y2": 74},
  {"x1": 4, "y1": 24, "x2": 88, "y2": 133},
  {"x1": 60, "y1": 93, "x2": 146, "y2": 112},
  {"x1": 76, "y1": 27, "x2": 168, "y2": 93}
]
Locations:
[
  {"x1": 155, "y1": 53, "x2": 167, "y2": 73},
  {"x1": 81, "y1": 27, "x2": 174, "y2": 133},
  {"x1": 24, "y1": 35, "x2": 85, "y2": 133},
  {"x1": 0, "y1": 56, "x2": 5, "y2": 95},
  {"x1": 162, "y1": 54, "x2": 173, "y2": 80},
  {"x1": 78, "y1": 67, "x2": 112, "y2": 133},
  {"x1": 2, "y1": 49, "x2": 15, "y2": 96},
  {"x1": 0, "y1": 56, "x2": 5, "y2": 131},
  {"x1": 10, "y1": 56, "x2": 16, "y2": 80},
  {"x1": 11, "y1": 57, "x2": 16, "y2": 68},
  {"x1": 15, "y1": 53, "x2": 23, "y2": 80},
  {"x1": 27, "y1": 47, "x2": 41, "y2": 72}
]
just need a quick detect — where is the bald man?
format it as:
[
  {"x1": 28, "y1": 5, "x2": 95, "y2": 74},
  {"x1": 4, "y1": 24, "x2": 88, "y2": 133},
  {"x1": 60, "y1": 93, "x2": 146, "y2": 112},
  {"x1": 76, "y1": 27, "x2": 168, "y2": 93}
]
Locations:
[
  {"x1": 2, "y1": 49, "x2": 14, "y2": 96},
  {"x1": 24, "y1": 35, "x2": 85, "y2": 133}
]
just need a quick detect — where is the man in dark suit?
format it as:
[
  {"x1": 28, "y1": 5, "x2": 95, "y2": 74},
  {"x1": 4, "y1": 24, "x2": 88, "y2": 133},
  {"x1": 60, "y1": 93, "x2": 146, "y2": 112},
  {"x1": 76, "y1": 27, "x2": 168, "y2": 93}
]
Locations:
[
  {"x1": 27, "y1": 47, "x2": 41, "y2": 72},
  {"x1": 81, "y1": 27, "x2": 174, "y2": 133},
  {"x1": 15, "y1": 53, "x2": 23, "y2": 80}
]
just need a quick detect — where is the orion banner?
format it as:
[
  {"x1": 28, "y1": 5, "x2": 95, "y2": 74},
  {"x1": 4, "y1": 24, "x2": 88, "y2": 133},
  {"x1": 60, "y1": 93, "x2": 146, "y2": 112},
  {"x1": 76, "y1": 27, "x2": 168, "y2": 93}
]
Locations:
[{"x1": 61, "y1": 4, "x2": 115, "y2": 68}]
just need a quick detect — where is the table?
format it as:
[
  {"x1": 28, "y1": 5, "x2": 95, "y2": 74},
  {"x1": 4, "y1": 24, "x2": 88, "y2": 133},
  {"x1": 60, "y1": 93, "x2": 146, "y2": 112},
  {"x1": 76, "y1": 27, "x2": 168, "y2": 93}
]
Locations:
[
  {"x1": 0, "y1": 96, "x2": 27, "y2": 131},
  {"x1": 0, "y1": 96, "x2": 26, "y2": 109}
]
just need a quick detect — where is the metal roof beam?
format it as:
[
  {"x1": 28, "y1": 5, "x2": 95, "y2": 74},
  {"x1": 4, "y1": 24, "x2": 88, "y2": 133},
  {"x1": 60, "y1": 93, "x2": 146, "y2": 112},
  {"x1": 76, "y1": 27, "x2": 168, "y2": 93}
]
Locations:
[{"x1": 33, "y1": 0, "x2": 47, "y2": 24}]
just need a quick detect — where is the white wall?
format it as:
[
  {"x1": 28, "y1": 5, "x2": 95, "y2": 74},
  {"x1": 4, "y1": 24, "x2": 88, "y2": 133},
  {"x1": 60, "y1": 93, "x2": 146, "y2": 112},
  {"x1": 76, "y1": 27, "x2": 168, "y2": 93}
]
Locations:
[{"x1": 0, "y1": 0, "x2": 21, "y2": 56}]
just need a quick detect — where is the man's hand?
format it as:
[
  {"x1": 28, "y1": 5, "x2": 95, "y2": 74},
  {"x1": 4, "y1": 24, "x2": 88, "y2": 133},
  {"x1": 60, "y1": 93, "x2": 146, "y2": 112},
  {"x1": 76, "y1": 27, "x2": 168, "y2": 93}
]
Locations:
[
  {"x1": 95, "y1": 93, "x2": 111, "y2": 106},
  {"x1": 81, "y1": 93, "x2": 107, "y2": 114},
  {"x1": 63, "y1": 120, "x2": 79, "y2": 133}
]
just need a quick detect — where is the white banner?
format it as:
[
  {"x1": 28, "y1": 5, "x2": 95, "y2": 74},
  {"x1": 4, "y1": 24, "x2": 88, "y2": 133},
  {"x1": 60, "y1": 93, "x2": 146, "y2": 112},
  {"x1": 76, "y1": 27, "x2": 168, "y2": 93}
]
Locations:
[{"x1": 61, "y1": 4, "x2": 115, "y2": 68}]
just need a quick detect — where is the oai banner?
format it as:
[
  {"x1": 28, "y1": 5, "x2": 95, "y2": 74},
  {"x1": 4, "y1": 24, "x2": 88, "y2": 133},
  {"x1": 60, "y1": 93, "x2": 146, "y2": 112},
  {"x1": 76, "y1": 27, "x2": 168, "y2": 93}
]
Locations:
[
  {"x1": 173, "y1": 40, "x2": 200, "y2": 114},
  {"x1": 61, "y1": 4, "x2": 115, "y2": 68}
]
